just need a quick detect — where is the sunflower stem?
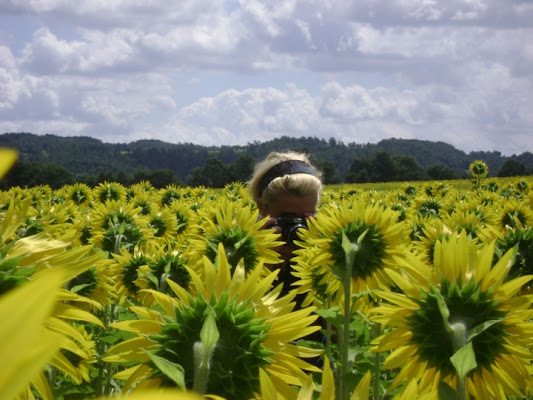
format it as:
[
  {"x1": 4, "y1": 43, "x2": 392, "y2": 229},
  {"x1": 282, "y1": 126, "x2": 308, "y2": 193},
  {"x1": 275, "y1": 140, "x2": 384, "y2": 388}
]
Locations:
[
  {"x1": 451, "y1": 322, "x2": 467, "y2": 400},
  {"x1": 372, "y1": 323, "x2": 382, "y2": 400},
  {"x1": 325, "y1": 294, "x2": 333, "y2": 359},
  {"x1": 339, "y1": 230, "x2": 357, "y2": 400},
  {"x1": 193, "y1": 311, "x2": 219, "y2": 395}
]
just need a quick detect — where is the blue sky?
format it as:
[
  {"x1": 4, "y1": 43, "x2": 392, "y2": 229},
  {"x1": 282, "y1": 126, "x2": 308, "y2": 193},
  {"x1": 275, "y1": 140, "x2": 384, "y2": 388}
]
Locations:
[{"x1": 1, "y1": 0, "x2": 532, "y2": 156}]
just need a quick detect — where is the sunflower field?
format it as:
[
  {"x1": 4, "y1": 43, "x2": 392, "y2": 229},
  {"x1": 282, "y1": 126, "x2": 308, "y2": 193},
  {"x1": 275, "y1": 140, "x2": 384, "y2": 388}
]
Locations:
[{"x1": 2, "y1": 149, "x2": 533, "y2": 400}]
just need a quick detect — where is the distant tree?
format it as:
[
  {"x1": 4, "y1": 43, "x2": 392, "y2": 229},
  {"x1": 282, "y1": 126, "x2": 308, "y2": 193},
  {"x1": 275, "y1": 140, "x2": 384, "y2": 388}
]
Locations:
[
  {"x1": 148, "y1": 169, "x2": 181, "y2": 188},
  {"x1": 369, "y1": 151, "x2": 396, "y2": 182},
  {"x1": 229, "y1": 154, "x2": 256, "y2": 183},
  {"x1": 393, "y1": 155, "x2": 429, "y2": 181},
  {"x1": 498, "y1": 159, "x2": 528, "y2": 177},
  {"x1": 317, "y1": 160, "x2": 342, "y2": 184},
  {"x1": 427, "y1": 164, "x2": 457, "y2": 180},
  {"x1": 188, "y1": 158, "x2": 232, "y2": 188},
  {"x1": 345, "y1": 158, "x2": 371, "y2": 183},
  {"x1": 0, "y1": 161, "x2": 73, "y2": 189},
  {"x1": 115, "y1": 170, "x2": 131, "y2": 186}
]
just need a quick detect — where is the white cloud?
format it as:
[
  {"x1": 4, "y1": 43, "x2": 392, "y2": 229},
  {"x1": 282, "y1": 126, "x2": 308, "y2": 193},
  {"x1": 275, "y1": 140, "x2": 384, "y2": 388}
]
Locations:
[{"x1": 0, "y1": 0, "x2": 532, "y2": 156}]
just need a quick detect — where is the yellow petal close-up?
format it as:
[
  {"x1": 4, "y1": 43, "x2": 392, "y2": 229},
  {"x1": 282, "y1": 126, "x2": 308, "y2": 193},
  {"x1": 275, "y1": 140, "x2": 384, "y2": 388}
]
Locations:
[{"x1": 0, "y1": 148, "x2": 17, "y2": 180}]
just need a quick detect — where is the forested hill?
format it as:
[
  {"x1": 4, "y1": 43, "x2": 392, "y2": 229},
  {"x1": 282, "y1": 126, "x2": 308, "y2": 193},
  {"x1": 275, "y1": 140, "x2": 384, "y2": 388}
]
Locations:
[{"x1": 1, "y1": 132, "x2": 532, "y2": 184}]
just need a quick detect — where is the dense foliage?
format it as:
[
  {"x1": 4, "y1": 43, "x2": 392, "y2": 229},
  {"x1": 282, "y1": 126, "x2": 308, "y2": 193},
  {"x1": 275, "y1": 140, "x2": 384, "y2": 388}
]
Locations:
[
  {"x1": 2, "y1": 163, "x2": 533, "y2": 399},
  {"x1": 1, "y1": 133, "x2": 531, "y2": 189}
]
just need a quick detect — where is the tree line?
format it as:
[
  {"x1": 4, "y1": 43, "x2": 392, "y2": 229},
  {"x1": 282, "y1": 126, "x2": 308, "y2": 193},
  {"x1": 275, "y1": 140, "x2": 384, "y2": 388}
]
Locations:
[{"x1": 1, "y1": 149, "x2": 530, "y2": 190}]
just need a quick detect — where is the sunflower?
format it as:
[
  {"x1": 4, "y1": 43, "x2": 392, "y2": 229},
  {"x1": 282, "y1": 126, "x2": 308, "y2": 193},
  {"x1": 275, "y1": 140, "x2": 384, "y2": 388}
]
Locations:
[
  {"x1": 94, "y1": 181, "x2": 127, "y2": 203},
  {"x1": 90, "y1": 200, "x2": 150, "y2": 254},
  {"x1": 0, "y1": 268, "x2": 65, "y2": 400},
  {"x1": 495, "y1": 226, "x2": 533, "y2": 286},
  {"x1": 147, "y1": 247, "x2": 191, "y2": 293},
  {"x1": 157, "y1": 185, "x2": 183, "y2": 207},
  {"x1": 65, "y1": 257, "x2": 117, "y2": 308},
  {"x1": 147, "y1": 207, "x2": 179, "y2": 245},
  {"x1": 112, "y1": 249, "x2": 155, "y2": 302},
  {"x1": 165, "y1": 200, "x2": 198, "y2": 247},
  {"x1": 1, "y1": 209, "x2": 106, "y2": 398},
  {"x1": 414, "y1": 196, "x2": 443, "y2": 219},
  {"x1": 295, "y1": 201, "x2": 411, "y2": 300},
  {"x1": 104, "y1": 245, "x2": 322, "y2": 399},
  {"x1": 469, "y1": 160, "x2": 489, "y2": 179},
  {"x1": 370, "y1": 231, "x2": 533, "y2": 399},
  {"x1": 63, "y1": 183, "x2": 94, "y2": 207},
  {"x1": 184, "y1": 198, "x2": 282, "y2": 276},
  {"x1": 411, "y1": 218, "x2": 454, "y2": 266},
  {"x1": 441, "y1": 209, "x2": 500, "y2": 244},
  {"x1": 131, "y1": 191, "x2": 154, "y2": 216},
  {"x1": 496, "y1": 198, "x2": 533, "y2": 231}
]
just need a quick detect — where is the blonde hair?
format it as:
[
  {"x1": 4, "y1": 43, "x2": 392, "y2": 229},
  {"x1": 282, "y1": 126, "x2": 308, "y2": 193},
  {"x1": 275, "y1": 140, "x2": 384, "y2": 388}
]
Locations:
[{"x1": 248, "y1": 151, "x2": 323, "y2": 207}]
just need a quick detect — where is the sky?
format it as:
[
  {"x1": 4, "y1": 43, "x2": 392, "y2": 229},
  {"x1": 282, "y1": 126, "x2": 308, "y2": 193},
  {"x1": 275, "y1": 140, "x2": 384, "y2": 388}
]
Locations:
[{"x1": 1, "y1": 1, "x2": 532, "y2": 156}]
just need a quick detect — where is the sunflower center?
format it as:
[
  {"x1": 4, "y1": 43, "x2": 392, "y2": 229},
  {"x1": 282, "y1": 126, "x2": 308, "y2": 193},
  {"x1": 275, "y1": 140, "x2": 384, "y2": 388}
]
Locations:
[
  {"x1": 502, "y1": 209, "x2": 527, "y2": 229},
  {"x1": 150, "y1": 215, "x2": 167, "y2": 237},
  {"x1": 150, "y1": 254, "x2": 191, "y2": 294},
  {"x1": 161, "y1": 190, "x2": 181, "y2": 206},
  {"x1": 151, "y1": 292, "x2": 272, "y2": 399},
  {"x1": 407, "y1": 280, "x2": 507, "y2": 376},
  {"x1": 121, "y1": 255, "x2": 153, "y2": 296},
  {"x1": 67, "y1": 267, "x2": 99, "y2": 297},
  {"x1": 418, "y1": 200, "x2": 441, "y2": 218},
  {"x1": 98, "y1": 187, "x2": 121, "y2": 202},
  {"x1": 205, "y1": 229, "x2": 259, "y2": 273},
  {"x1": 174, "y1": 211, "x2": 189, "y2": 234},
  {"x1": 329, "y1": 222, "x2": 387, "y2": 281}
]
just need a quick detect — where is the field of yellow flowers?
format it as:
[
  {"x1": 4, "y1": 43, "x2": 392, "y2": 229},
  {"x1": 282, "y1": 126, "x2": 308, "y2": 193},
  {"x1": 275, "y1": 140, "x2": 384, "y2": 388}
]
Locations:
[{"x1": 1, "y1": 150, "x2": 533, "y2": 400}]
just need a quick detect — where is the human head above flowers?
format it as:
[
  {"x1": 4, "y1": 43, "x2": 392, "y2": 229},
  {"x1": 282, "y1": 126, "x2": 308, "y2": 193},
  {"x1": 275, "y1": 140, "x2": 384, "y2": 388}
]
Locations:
[{"x1": 248, "y1": 151, "x2": 323, "y2": 220}]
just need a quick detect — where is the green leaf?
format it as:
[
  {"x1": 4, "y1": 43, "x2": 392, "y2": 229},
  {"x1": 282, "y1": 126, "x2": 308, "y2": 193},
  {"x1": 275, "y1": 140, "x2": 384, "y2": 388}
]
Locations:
[
  {"x1": 450, "y1": 341, "x2": 477, "y2": 380},
  {"x1": 433, "y1": 288, "x2": 452, "y2": 334},
  {"x1": 438, "y1": 381, "x2": 457, "y2": 400},
  {"x1": 468, "y1": 319, "x2": 502, "y2": 341},
  {"x1": 314, "y1": 306, "x2": 341, "y2": 320},
  {"x1": 144, "y1": 350, "x2": 185, "y2": 389},
  {"x1": 69, "y1": 283, "x2": 92, "y2": 293},
  {"x1": 200, "y1": 310, "x2": 220, "y2": 352}
]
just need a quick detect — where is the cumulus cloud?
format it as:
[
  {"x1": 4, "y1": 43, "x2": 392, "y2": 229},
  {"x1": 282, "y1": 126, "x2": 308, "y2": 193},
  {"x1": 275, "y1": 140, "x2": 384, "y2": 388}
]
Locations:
[{"x1": 0, "y1": 0, "x2": 532, "y2": 155}]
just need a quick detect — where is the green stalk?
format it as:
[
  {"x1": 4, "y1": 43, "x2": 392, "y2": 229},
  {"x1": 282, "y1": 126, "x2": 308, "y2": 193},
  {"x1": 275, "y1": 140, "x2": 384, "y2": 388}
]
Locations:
[
  {"x1": 339, "y1": 230, "x2": 358, "y2": 400},
  {"x1": 451, "y1": 322, "x2": 467, "y2": 400},
  {"x1": 325, "y1": 294, "x2": 333, "y2": 360},
  {"x1": 372, "y1": 323, "x2": 382, "y2": 400}
]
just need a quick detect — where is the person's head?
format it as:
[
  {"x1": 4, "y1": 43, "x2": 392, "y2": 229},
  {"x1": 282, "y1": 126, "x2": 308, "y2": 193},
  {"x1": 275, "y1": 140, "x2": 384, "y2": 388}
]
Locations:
[{"x1": 248, "y1": 151, "x2": 323, "y2": 218}]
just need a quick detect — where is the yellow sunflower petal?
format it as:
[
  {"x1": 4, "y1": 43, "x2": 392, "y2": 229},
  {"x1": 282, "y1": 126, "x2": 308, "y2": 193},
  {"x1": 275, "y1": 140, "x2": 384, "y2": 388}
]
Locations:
[
  {"x1": 259, "y1": 368, "x2": 278, "y2": 400},
  {"x1": 0, "y1": 148, "x2": 17, "y2": 179},
  {"x1": 350, "y1": 370, "x2": 371, "y2": 400}
]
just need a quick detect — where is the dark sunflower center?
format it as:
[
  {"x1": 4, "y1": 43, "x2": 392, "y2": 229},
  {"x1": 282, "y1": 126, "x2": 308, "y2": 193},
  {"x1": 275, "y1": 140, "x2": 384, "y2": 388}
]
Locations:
[
  {"x1": 329, "y1": 222, "x2": 387, "y2": 281},
  {"x1": 496, "y1": 228, "x2": 533, "y2": 281},
  {"x1": 407, "y1": 280, "x2": 507, "y2": 377},
  {"x1": 101, "y1": 222, "x2": 144, "y2": 254},
  {"x1": 150, "y1": 216, "x2": 167, "y2": 237},
  {"x1": 205, "y1": 229, "x2": 259, "y2": 273},
  {"x1": 99, "y1": 187, "x2": 121, "y2": 202},
  {"x1": 149, "y1": 254, "x2": 191, "y2": 294},
  {"x1": 161, "y1": 190, "x2": 181, "y2": 207},
  {"x1": 418, "y1": 200, "x2": 441, "y2": 218},
  {"x1": 134, "y1": 200, "x2": 151, "y2": 215},
  {"x1": 174, "y1": 211, "x2": 189, "y2": 234},
  {"x1": 80, "y1": 225, "x2": 92, "y2": 245},
  {"x1": 121, "y1": 255, "x2": 153, "y2": 295},
  {"x1": 501, "y1": 210, "x2": 527, "y2": 229},
  {"x1": 151, "y1": 292, "x2": 273, "y2": 399},
  {"x1": 71, "y1": 189, "x2": 88, "y2": 205},
  {"x1": 455, "y1": 223, "x2": 479, "y2": 239},
  {"x1": 67, "y1": 267, "x2": 99, "y2": 297}
]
